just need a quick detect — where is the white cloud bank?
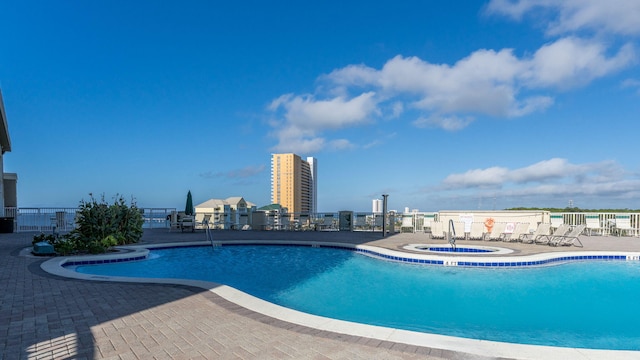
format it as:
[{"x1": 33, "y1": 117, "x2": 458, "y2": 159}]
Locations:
[
  {"x1": 485, "y1": 0, "x2": 640, "y2": 36},
  {"x1": 267, "y1": 2, "x2": 638, "y2": 153},
  {"x1": 438, "y1": 158, "x2": 640, "y2": 205}
]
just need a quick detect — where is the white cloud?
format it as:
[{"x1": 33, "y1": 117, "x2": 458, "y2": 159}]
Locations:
[
  {"x1": 622, "y1": 78, "x2": 640, "y2": 95},
  {"x1": 508, "y1": 95, "x2": 554, "y2": 117},
  {"x1": 525, "y1": 38, "x2": 635, "y2": 89},
  {"x1": 508, "y1": 158, "x2": 577, "y2": 183},
  {"x1": 327, "y1": 139, "x2": 355, "y2": 151},
  {"x1": 413, "y1": 115, "x2": 475, "y2": 131},
  {"x1": 486, "y1": 0, "x2": 640, "y2": 36},
  {"x1": 362, "y1": 139, "x2": 382, "y2": 149},
  {"x1": 622, "y1": 78, "x2": 640, "y2": 87},
  {"x1": 267, "y1": 1, "x2": 637, "y2": 152},
  {"x1": 268, "y1": 92, "x2": 378, "y2": 153},
  {"x1": 437, "y1": 158, "x2": 640, "y2": 208},
  {"x1": 442, "y1": 158, "x2": 627, "y2": 189},
  {"x1": 390, "y1": 101, "x2": 404, "y2": 118},
  {"x1": 326, "y1": 39, "x2": 630, "y2": 117},
  {"x1": 270, "y1": 136, "x2": 325, "y2": 154},
  {"x1": 443, "y1": 166, "x2": 510, "y2": 188},
  {"x1": 270, "y1": 92, "x2": 378, "y2": 130}
]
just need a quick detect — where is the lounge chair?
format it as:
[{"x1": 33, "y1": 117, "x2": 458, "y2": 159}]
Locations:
[
  {"x1": 550, "y1": 214, "x2": 564, "y2": 231},
  {"x1": 536, "y1": 224, "x2": 570, "y2": 245},
  {"x1": 401, "y1": 214, "x2": 415, "y2": 233},
  {"x1": 354, "y1": 214, "x2": 368, "y2": 230},
  {"x1": 498, "y1": 222, "x2": 515, "y2": 241},
  {"x1": 374, "y1": 214, "x2": 384, "y2": 231},
  {"x1": 168, "y1": 211, "x2": 180, "y2": 232},
  {"x1": 422, "y1": 214, "x2": 435, "y2": 233},
  {"x1": 468, "y1": 222, "x2": 485, "y2": 240},
  {"x1": 430, "y1": 221, "x2": 444, "y2": 239},
  {"x1": 613, "y1": 215, "x2": 638, "y2": 237},
  {"x1": 520, "y1": 223, "x2": 551, "y2": 243},
  {"x1": 453, "y1": 220, "x2": 466, "y2": 240},
  {"x1": 550, "y1": 224, "x2": 586, "y2": 247},
  {"x1": 484, "y1": 222, "x2": 506, "y2": 241},
  {"x1": 502, "y1": 222, "x2": 529, "y2": 242},
  {"x1": 196, "y1": 214, "x2": 212, "y2": 230},
  {"x1": 585, "y1": 214, "x2": 604, "y2": 236},
  {"x1": 180, "y1": 216, "x2": 195, "y2": 232}
]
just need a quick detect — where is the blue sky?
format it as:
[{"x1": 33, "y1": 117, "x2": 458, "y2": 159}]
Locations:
[{"x1": 2, "y1": 0, "x2": 640, "y2": 212}]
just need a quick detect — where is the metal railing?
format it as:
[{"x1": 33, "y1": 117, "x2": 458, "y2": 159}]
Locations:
[
  {"x1": 404, "y1": 211, "x2": 640, "y2": 237},
  {"x1": 3, "y1": 207, "x2": 176, "y2": 233},
  {"x1": 4, "y1": 207, "x2": 639, "y2": 236}
]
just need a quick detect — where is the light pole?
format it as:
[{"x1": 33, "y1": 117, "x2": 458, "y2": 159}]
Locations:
[{"x1": 382, "y1": 194, "x2": 388, "y2": 237}]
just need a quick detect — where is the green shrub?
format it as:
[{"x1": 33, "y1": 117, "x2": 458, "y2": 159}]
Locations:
[
  {"x1": 55, "y1": 236, "x2": 77, "y2": 256},
  {"x1": 32, "y1": 232, "x2": 77, "y2": 255},
  {"x1": 71, "y1": 194, "x2": 144, "y2": 249},
  {"x1": 33, "y1": 194, "x2": 144, "y2": 255}
]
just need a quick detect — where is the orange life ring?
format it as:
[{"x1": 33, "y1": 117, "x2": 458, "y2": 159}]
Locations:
[{"x1": 484, "y1": 218, "x2": 495, "y2": 233}]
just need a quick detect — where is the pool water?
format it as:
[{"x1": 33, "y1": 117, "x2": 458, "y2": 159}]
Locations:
[{"x1": 75, "y1": 245, "x2": 640, "y2": 350}]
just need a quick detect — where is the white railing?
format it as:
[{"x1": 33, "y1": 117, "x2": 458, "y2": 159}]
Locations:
[
  {"x1": 4, "y1": 207, "x2": 638, "y2": 235},
  {"x1": 141, "y1": 208, "x2": 177, "y2": 229},
  {"x1": 4, "y1": 207, "x2": 78, "y2": 233},
  {"x1": 414, "y1": 212, "x2": 640, "y2": 237},
  {"x1": 3, "y1": 207, "x2": 176, "y2": 233}
]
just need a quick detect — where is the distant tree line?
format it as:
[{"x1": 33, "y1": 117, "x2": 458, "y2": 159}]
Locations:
[{"x1": 506, "y1": 207, "x2": 640, "y2": 213}]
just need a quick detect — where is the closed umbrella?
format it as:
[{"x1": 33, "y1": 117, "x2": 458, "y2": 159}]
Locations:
[{"x1": 185, "y1": 191, "x2": 194, "y2": 216}]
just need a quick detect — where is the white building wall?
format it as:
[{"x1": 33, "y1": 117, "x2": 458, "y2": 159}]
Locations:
[
  {"x1": 306, "y1": 157, "x2": 317, "y2": 214},
  {"x1": 437, "y1": 210, "x2": 550, "y2": 233}
]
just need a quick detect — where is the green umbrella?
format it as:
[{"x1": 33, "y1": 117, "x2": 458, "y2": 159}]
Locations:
[{"x1": 185, "y1": 191, "x2": 194, "y2": 216}]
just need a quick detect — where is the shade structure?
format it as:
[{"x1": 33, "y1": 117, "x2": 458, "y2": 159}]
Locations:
[{"x1": 185, "y1": 191, "x2": 194, "y2": 216}]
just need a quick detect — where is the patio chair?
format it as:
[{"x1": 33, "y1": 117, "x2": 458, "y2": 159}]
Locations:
[
  {"x1": 536, "y1": 224, "x2": 570, "y2": 245},
  {"x1": 585, "y1": 214, "x2": 604, "y2": 236},
  {"x1": 354, "y1": 214, "x2": 367, "y2": 230},
  {"x1": 502, "y1": 222, "x2": 530, "y2": 242},
  {"x1": 519, "y1": 223, "x2": 551, "y2": 244},
  {"x1": 168, "y1": 211, "x2": 180, "y2": 232},
  {"x1": 400, "y1": 214, "x2": 415, "y2": 233},
  {"x1": 467, "y1": 222, "x2": 485, "y2": 240},
  {"x1": 613, "y1": 215, "x2": 638, "y2": 237},
  {"x1": 422, "y1": 214, "x2": 435, "y2": 233},
  {"x1": 452, "y1": 220, "x2": 466, "y2": 240},
  {"x1": 196, "y1": 214, "x2": 212, "y2": 230},
  {"x1": 430, "y1": 221, "x2": 444, "y2": 239},
  {"x1": 498, "y1": 222, "x2": 515, "y2": 241},
  {"x1": 484, "y1": 222, "x2": 506, "y2": 241},
  {"x1": 550, "y1": 224, "x2": 586, "y2": 247},
  {"x1": 180, "y1": 216, "x2": 195, "y2": 232},
  {"x1": 550, "y1": 214, "x2": 564, "y2": 231}
]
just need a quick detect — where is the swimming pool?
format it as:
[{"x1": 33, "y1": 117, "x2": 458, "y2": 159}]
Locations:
[{"x1": 71, "y1": 244, "x2": 640, "y2": 351}]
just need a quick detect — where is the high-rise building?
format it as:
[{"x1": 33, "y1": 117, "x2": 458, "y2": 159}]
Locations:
[
  {"x1": 306, "y1": 157, "x2": 317, "y2": 214},
  {"x1": 372, "y1": 199, "x2": 382, "y2": 214},
  {"x1": 271, "y1": 153, "x2": 317, "y2": 214}
]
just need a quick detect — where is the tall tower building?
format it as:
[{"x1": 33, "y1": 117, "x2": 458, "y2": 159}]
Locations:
[
  {"x1": 306, "y1": 156, "x2": 317, "y2": 214},
  {"x1": 271, "y1": 153, "x2": 317, "y2": 214},
  {"x1": 372, "y1": 199, "x2": 382, "y2": 214}
]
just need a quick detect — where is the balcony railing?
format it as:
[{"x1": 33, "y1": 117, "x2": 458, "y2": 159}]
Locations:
[
  {"x1": 3, "y1": 207, "x2": 639, "y2": 236},
  {"x1": 3, "y1": 207, "x2": 176, "y2": 233}
]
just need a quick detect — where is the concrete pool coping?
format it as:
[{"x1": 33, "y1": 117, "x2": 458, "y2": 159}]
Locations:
[{"x1": 41, "y1": 239, "x2": 640, "y2": 360}]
